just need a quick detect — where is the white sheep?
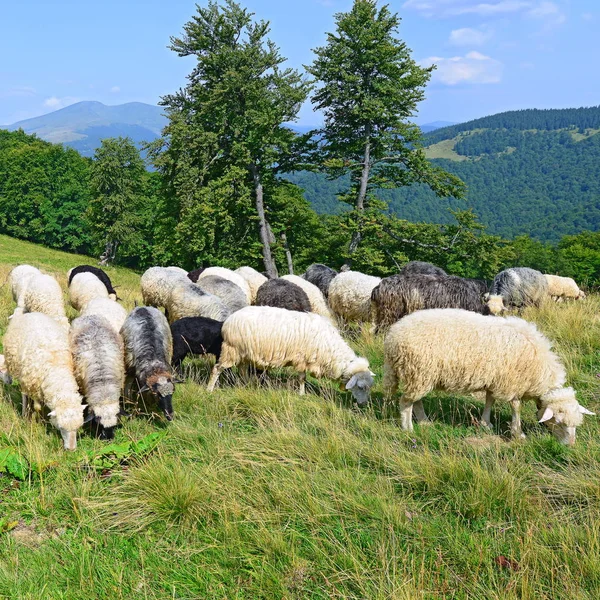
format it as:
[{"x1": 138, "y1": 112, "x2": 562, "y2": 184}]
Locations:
[
  {"x1": 9, "y1": 264, "x2": 41, "y2": 309},
  {"x1": 281, "y1": 274, "x2": 337, "y2": 324},
  {"x1": 198, "y1": 267, "x2": 252, "y2": 304},
  {"x1": 69, "y1": 271, "x2": 110, "y2": 311},
  {"x1": 207, "y1": 306, "x2": 374, "y2": 404},
  {"x1": 17, "y1": 273, "x2": 69, "y2": 330},
  {"x1": 544, "y1": 274, "x2": 586, "y2": 301},
  {"x1": 383, "y1": 308, "x2": 595, "y2": 445},
  {"x1": 235, "y1": 266, "x2": 268, "y2": 304},
  {"x1": 166, "y1": 279, "x2": 230, "y2": 323},
  {"x1": 70, "y1": 315, "x2": 124, "y2": 439},
  {"x1": 141, "y1": 266, "x2": 188, "y2": 309},
  {"x1": 80, "y1": 297, "x2": 128, "y2": 335},
  {"x1": 3, "y1": 312, "x2": 85, "y2": 450},
  {"x1": 328, "y1": 270, "x2": 381, "y2": 322}
]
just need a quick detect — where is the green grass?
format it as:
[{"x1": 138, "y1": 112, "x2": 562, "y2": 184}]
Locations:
[{"x1": 1, "y1": 234, "x2": 600, "y2": 598}]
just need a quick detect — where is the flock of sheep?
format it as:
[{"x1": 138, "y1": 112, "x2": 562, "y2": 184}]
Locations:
[{"x1": 0, "y1": 259, "x2": 594, "y2": 451}]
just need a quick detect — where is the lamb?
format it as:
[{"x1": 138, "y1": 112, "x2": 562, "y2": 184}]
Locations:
[
  {"x1": 80, "y1": 297, "x2": 128, "y2": 334},
  {"x1": 207, "y1": 306, "x2": 375, "y2": 404},
  {"x1": 3, "y1": 312, "x2": 84, "y2": 450},
  {"x1": 371, "y1": 273, "x2": 489, "y2": 331},
  {"x1": 141, "y1": 266, "x2": 189, "y2": 309},
  {"x1": 67, "y1": 265, "x2": 117, "y2": 299},
  {"x1": 544, "y1": 274, "x2": 586, "y2": 301},
  {"x1": 281, "y1": 274, "x2": 337, "y2": 323},
  {"x1": 235, "y1": 266, "x2": 268, "y2": 303},
  {"x1": 165, "y1": 280, "x2": 230, "y2": 323},
  {"x1": 327, "y1": 270, "x2": 381, "y2": 322},
  {"x1": 399, "y1": 261, "x2": 446, "y2": 277},
  {"x1": 121, "y1": 306, "x2": 177, "y2": 421},
  {"x1": 170, "y1": 317, "x2": 224, "y2": 372},
  {"x1": 301, "y1": 263, "x2": 338, "y2": 298},
  {"x1": 196, "y1": 267, "x2": 252, "y2": 304},
  {"x1": 486, "y1": 267, "x2": 548, "y2": 315},
  {"x1": 383, "y1": 308, "x2": 595, "y2": 445},
  {"x1": 195, "y1": 274, "x2": 248, "y2": 314},
  {"x1": 17, "y1": 273, "x2": 69, "y2": 330},
  {"x1": 255, "y1": 279, "x2": 312, "y2": 313},
  {"x1": 69, "y1": 315, "x2": 124, "y2": 439},
  {"x1": 69, "y1": 271, "x2": 110, "y2": 311},
  {"x1": 9, "y1": 264, "x2": 41, "y2": 309}
]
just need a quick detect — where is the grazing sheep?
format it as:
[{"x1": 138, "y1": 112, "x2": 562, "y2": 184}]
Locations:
[
  {"x1": 18, "y1": 273, "x2": 69, "y2": 330},
  {"x1": 235, "y1": 266, "x2": 268, "y2": 303},
  {"x1": 3, "y1": 313, "x2": 84, "y2": 450},
  {"x1": 70, "y1": 315, "x2": 124, "y2": 439},
  {"x1": 301, "y1": 264, "x2": 338, "y2": 298},
  {"x1": 121, "y1": 307, "x2": 176, "y2": 421},
  {"x1": 68, "y1": 265, "x2": 117, "y2": 299},
  {"x1": 9, "y1": 264, "x2": 41, "y2": 309},
  {"x1": 328, "y1": 270, "x2": 381, "y2": 322},
  {"x1": 69, "y1": 271, "x2": 110, "y2": 311},
  {"x1": 0, "y1": 355, "x2": 12, "y2": 385},
  {"x1": 281, "y1": 274, "x2": 336, "y2": 323},
  {"x1": 141, "y1": 266, "x2": 189, "y2": 309},
  {"x1": 166, "y1": 280, "x2": 230, "y2": 323},
  {"x1": 371, "y1": 273, "x2": 489, "y2": 331},
  {"x1": 207, "y1": 306, "x2": 374, "y2": 404},
  {"x1": 487, "y1": 267, "x2": 548, "y2": 315},
  {"x1": 544, "y1": 274, "x2": 586, "y2": 301},
  {"x1": 196, "y1": 267, "x2": 252, "y2": 304},
  {"x1": 195, "y1": 274, "x2": 248, "y2": 314},
  {"x1": 80, "y1": 297, "x2": 128, "y2": 335},
  {"x1": 255, "y1": 279, "x2": 312, "y2": 313},
  {"x1": 170, "y1": 317, "x2": 224, "y2": 372},
  {"x1": 383, "y1": 308, "x2": 595, "y2": 444},
  {"x1": 399, "y1": 261, "x2": 447, "y2": 277}
]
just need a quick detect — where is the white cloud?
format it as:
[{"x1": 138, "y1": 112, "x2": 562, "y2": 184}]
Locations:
[
  {"x1": 449, "y1": 27, "x2": 492, "y2": 46},
  {"x1": 42, "y1": 96, "x2": 79, "y2": 110},
  {"x1": 527, "y1": 1, "x2": 565, "y2": 27},
  {"x1": 110, "y1": 86, "x2": 120, "y2": 93},
  {"x1": 421, "y1": 51, "x2": 503, "y2": 85}
]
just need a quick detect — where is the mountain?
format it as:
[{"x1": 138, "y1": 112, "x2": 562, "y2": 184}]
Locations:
[
  {"x1": 420, "y1": 120, "x2": 456, "y2": 133},
  {"x1": 9, "y1": 101, "x2": 167, "y2": 156},
  {"x1": 285, "y1": 106, "x2": 600, "y2": 242}
]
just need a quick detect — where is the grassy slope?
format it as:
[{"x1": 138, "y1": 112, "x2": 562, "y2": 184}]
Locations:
[{"x1": 1, "y1": 235, "x2": 600, "y2": 599}]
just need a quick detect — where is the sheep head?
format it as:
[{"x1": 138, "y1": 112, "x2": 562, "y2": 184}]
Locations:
[
  {"x1": 538, "y1": 387, "x2": 595, "y2": 445},
  {"x1": 486, "y1": 294, "x2": 505, "y2": 315},
  {"x1": 345, "y1": 369, "x2": 375, "y2": 407}
]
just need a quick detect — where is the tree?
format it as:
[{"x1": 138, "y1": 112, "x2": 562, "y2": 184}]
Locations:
[
  {"x1": 307, "y1": 0, "x2": 464, "y2": 266},
  {"x1": 88, "y1": 137, "x2": 149, "y2": 265},
  {"x1": 155, "y1": 0, "x2": 311, "y2": 277}
]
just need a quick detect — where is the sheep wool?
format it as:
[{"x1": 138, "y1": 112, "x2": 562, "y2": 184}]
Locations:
[
  {"x1": 68, "y1": 265, "x2": 117, "y2": 299},
  {"x1": 281, "y1": 274, "x2": 337, "y2": 324},
  {"x1": 196, "y1": 274, "x2": 248, "y2": 314},
  {"x1": 255, "y1": 279, "x2": 312, "y2": 313},
  {"x1": 383, "y1": 308, "x2": 594, "y2": 444},
  {"x1": 301, "y1": 263, "x2": 338, "y2": 298},
  {"x1": 80, "y1": 297, "x2": 128, "y2": 334},
  {"x1": 141, "y1": 266, "x2": 189, "y2": 309},
  {"x1": 197, "y1": 267, "x2": 252, "y2": 304},
  {"x1": 3, "y1": 312, "x2": 84, "y2": 450},
  {"x1": 544, "y1": 274, "x2": 585, "y2": 300},
  {"x1": 69, "y1": 271, "x2": 110, "y2": 311},
  {"x1": 487, "y1": 267, "x2": 548, "y2": 315},
  {"x1": 9, "y1": 264, "x2": 41, "y2": 308},
  {"x1": 166, "y1": 280, "x2": 230, "y2": 323},
  {"x1": 328, "y1": 270, "x2": 381, "y2": 322},
  {"x1": 19, "y1": 273, "x2": 69, "y2": 330},
  {"x1": 170, "y1": 317, "x2": 224, "y2": 371},
  {"x1": 399, "y1": 261, "x2": 446, "y2": 277},
  {"x1": 235, "y1": 266, "x2": 268, "y2": 303}
]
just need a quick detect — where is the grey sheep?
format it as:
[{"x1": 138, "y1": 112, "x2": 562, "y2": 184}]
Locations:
[
  {"x1": 255, "y1": 279, "x2": 312, "y2": 313},
  {"x1": 301, "y1": 264, "x2": 338, "y2": 298},
  {"x1": 399, "y1": 261, "x2": 447, "y2": 277},
  {"x1": 487, "y1": 267, "x2": 548, "y2": 314},
  {"x1": 195, "y1": 274, "x2": 248, "y2": 314}
]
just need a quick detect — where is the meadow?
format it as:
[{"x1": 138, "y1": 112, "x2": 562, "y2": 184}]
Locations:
[{"x1": 0, "y1": 234, "x2": 599, "y2": 599}]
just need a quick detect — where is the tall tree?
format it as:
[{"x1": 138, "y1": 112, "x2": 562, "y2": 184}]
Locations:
[
  {"x1": 307, "y1": 0, "x2": 464, "y2": 267},
  {"x1": 156, "y1": 0, "x2": 311, "y2": 277}
]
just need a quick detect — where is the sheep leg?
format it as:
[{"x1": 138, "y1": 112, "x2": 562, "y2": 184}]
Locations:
[
  {"x1": 399, "y1": 395, "x2": 416, "y2": 432},
  {"x1": 298, "y1": 372, "x2": 306, "y2": 396},
  {"x1": 510, "y1": 399, "x2": 526, "y2": 439},
  {"x1": 207, "y1": 364, "x2": 224, "y2": 392},
  {"x1": 481, "y1": 391, "x2": 495, "y2": 428},
  {"x1": 21, "y1": 393, "x2": 30, "y2": 418},
  {"x1": 412, "y1": 400, "x2": 431, "y2": 425}
]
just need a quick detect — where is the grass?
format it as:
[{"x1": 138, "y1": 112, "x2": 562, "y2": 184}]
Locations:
[{"x1": 1, "y1": 234, "x2": 600, "y2": 598}]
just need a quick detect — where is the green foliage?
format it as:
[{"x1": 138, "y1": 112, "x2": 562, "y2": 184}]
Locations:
[{"x1": 0, "y1": 447, "x2": 30, "y2": 480}]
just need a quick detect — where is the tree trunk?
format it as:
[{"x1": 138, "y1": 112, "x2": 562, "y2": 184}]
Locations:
[
  {"x1": 343, "y1": 127, "x2": 371, "y2": 269},
  {"x1": 251, "y1": 164, "x2": 278, "y2": 278},
  {"x1": 99, "y1": 240, "x2": 118, "y2": 265},
  {"x1": 281, "y1": 232, "x2": 294, "y2": 274}
]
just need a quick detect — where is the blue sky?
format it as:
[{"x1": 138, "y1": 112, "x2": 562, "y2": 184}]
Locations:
[{"x1": 1, "y1": 0, "x2": 598, "y2": 126}]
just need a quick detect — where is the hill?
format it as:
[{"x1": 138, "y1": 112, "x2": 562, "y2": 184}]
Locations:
[
  {"x1": 8, "y1": 101, "x2": 167, "y2": 157},
  {"x1": 0, "y1": 236, "x2": 600, "y2": 597},
  {"x1": 285, "y1": 106, "x2": 600, "y2": 242}
]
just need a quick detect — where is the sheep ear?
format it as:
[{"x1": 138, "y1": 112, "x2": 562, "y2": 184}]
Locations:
[
  {"x1": 579, "y1": 405, "x2": 596, "y2": 416},
  {"x1": 539, "y1": 407, "x2": 554, "y2": 423},
  {"x1": 345, "y1": 375, "x2": 358, "y2": 390},
  {"x1": 48, "y1": 411, "x2": 56, "y2": 417}
]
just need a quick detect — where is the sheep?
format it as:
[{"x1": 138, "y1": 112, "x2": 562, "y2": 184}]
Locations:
[
  {"x1": 281, "y1": 274, "x2": 337, "y2": 323},
  {"x1": 69, "y1": 271, "x2": 110, "y2": 311},
  {"x1": 69, "y1": 315, "x2": 124, "y2": 439},
  {"x1": 9, "y1": 264, "x2": 41, "y2": 309},
  {"x1": 207, "y1": 306, "x2": 375, "y2": 404},
  {"x1": 165, "y1": 280, "x2": 230, "y2": 324},
  {"x1": 486, "y1": 267, "x2": 548, "y2": 315},
  {"x1": 121, "y1": 306, "x2": 177, "y2": 421},
  {"x1": 195, "y1": 274, "x2": 248, "y2": 314},
  {"x1": 255, "y1": 279, "x2": 312, "y2": 313},
  {"x1": 170, "y1": 317, "x2": 224, "y2": 372},
  {"x1": 0, "y1": 355, "x2": 12, "y2": 385},
  {"x1": 371, "y1": 273, "x2": 489, "y2": 331},
  {"x1": 80, "y1": 297, "x2": 128, "y2": 335},
  {"x1": 235, "y1": 266, "x2": 268, "y2": 303},
  {"x1": 328, "y1": 270, "x2": 381, "y2": 322},
  {"x1": 383, "y1": 308, "x2": 595, "y2": 445},
  {"x1": 196, "y1": 267, "x2": 252, "y2": 304},
  {"x1": 301, "y1": 263, "x2": 338, "y2": 298},
  {"x1": 399, "y1": 261, "x2": 447, "y2": 277},
  {"x1": 3, "y1": 312, "x2": 84, "y2": 450},
  {"x1": 141, "y1": 266, "x2": 189, "y2": 310},
  {"x1": 67, "y1": 265, "x2": 117, "y2": 299},
  {"x1": 187, "y1": 268, "x2": 205, "y2": 283},
  {"x1": 544, "y1": 274, "x2": 586, "y2": 301},
  {"x1": 17, "y1": 273, "x2": 69, "y2": 330}
]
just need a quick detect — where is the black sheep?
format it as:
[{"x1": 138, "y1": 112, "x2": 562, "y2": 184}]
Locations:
[
  {"x1": 170, "y1": 317, "x2": 224, "y2": 372},
  {"x1": 255, "y1": 279, "x2": 311, "y2": 313},
  {"x1": 301, "y1": 264, "x2": 338, "y2": 298},
  {"x1": 68, "y1": 265, "x2": 117, "y2": 298}
]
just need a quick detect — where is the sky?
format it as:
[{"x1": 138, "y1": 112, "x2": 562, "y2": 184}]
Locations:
[{"x1": 0, "y1": 0, "x2": 598, "y2": 127}]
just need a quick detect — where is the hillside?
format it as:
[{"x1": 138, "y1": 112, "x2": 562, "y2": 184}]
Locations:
[
  {"x1": 286, "y1": 106, "x2": 600, "y2": 242},
  {"x1": 8, "y1": 101, "x2": 167, "y2": 157}
]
